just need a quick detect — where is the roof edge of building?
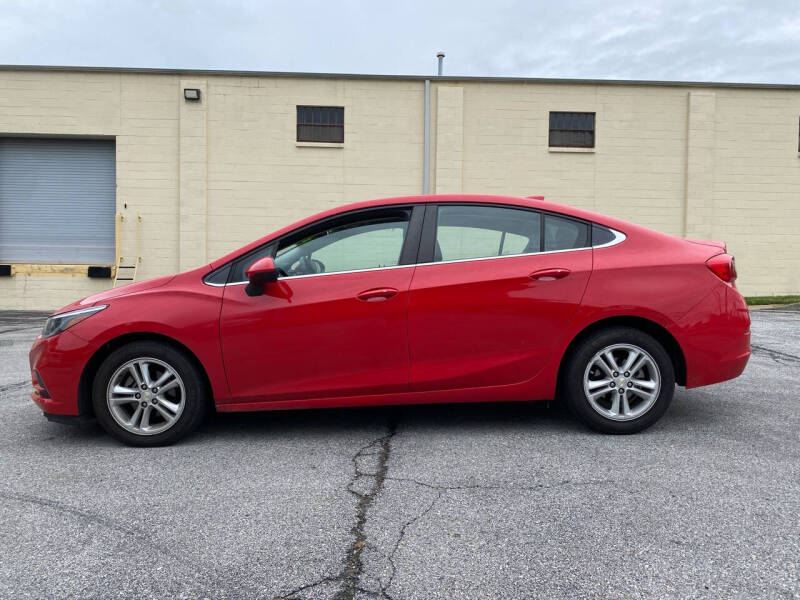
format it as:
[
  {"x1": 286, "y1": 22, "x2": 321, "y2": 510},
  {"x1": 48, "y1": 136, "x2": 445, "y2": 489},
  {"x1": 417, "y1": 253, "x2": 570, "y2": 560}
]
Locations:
[{"x1": 1, "y1": 63, "x2": 799, "y2": 90}]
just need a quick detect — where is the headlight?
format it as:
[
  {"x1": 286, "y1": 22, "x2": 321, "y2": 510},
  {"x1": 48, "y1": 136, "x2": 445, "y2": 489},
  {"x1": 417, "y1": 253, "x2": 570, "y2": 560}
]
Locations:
[{"x1": 42, "y1": 305, "x2": 108, "y2": 339}]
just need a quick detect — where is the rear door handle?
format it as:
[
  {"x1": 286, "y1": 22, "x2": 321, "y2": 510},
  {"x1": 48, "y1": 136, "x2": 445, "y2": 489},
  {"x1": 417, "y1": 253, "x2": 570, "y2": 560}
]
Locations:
[
  {"x1": 357, "y1": 287, "x2": 399, "y2": 302},
  {"x1": 530, "y1": 268, "x2": 571, "y2": 281}
]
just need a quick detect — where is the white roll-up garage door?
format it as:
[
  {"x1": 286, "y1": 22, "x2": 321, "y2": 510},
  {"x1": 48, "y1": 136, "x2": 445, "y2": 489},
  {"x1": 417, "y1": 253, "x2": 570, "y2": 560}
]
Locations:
[{"x1": 0, "y1": 137, "x2": 116, "y2": 264}]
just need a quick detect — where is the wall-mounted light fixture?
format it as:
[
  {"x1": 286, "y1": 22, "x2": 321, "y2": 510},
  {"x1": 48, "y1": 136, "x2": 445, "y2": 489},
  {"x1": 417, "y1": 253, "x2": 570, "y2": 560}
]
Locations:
[{"x1": 183, "y1": 88, "x2": 201, "y2": 101}]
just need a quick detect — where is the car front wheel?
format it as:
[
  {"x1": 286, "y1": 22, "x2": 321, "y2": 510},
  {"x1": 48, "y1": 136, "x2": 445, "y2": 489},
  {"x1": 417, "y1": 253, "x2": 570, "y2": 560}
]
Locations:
[
  {"x1": 563, "y1": 327, "x2": 675, "y2": 434},
  {"x1": 92, "y1": 341, "x2": 208, "y2": 446}
]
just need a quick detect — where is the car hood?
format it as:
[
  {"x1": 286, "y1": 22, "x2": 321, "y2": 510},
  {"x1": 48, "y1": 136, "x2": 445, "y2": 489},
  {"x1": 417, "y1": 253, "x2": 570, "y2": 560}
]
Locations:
[{"x1": 50, "y1": 274, "x2": 176, "y2": 315}]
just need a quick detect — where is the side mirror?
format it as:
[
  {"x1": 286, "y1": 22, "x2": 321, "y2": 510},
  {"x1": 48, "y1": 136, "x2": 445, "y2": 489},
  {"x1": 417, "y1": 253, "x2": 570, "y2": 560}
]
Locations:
[{"x1": 245, "y1": 256, "x2": 279, "y2": 296}]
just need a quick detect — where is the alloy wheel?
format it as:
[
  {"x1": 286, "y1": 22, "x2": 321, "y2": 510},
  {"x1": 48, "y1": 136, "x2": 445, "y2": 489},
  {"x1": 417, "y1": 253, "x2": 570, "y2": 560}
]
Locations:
[
  {"x1": 106, "y1": 357, "x2": 186, "y2": 435},
  {"x1": 582, "y1": 343, "x2": 661, "y2": 421}
]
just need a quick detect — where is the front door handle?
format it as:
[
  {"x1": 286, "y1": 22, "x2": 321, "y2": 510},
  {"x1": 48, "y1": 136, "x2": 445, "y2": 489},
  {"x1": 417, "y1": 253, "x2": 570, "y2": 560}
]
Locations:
[
  {"x1": 530, "y1": 268, "x2": 571, "y2": 281},
  {"x1": 357, "y1": 287, "x2": 399, "y2": 302}
]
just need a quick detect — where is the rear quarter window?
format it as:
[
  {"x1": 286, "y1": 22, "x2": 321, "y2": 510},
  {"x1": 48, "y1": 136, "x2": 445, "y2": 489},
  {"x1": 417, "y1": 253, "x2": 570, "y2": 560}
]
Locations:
[
  {"x1": 544, "y1": 215, "x2": 589, "y2": 251},
  {"x1": 592, "y1": 224, "x2": 616, "y2": 246}
]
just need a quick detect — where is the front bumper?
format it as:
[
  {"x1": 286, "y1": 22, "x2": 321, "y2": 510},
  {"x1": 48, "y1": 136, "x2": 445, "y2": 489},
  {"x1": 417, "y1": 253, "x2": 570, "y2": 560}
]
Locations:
[
  {"x1": 29, "y1": 329, "x2": 97, "y2": 416},
  {"x1": 42, "y1": 412, "x2": 96, "y2": 425}
]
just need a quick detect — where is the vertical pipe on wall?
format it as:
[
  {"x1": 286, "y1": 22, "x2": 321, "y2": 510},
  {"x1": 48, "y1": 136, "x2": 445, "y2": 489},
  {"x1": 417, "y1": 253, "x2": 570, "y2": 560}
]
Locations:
[{"x1": 424, "y1": 79, "x2": 430, "y2": 194}]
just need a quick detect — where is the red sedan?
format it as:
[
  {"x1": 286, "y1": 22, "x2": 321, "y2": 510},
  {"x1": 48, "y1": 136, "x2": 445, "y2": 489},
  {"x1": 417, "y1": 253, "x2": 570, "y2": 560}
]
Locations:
[{"x1": 29, "y1": 195, "x2": 750, "y2": 445}]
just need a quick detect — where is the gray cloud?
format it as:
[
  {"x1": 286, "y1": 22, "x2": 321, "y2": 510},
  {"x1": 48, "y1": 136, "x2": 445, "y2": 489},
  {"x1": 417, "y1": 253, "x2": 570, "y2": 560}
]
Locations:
[{"x1": 0, "y1": 0, "x2": 798, "y2": 83}]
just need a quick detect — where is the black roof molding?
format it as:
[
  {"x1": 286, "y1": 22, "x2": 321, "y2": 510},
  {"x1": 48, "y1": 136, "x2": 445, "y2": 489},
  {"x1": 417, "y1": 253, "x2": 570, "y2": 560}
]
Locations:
[{"x1": 1, "y1": 64, "x2": 799, "y2": 90}]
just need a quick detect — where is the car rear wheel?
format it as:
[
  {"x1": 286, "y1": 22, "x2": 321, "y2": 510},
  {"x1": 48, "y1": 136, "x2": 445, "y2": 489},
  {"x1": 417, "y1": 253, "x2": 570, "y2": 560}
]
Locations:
[
  {"x1": 92, "y1": 341, "x2": 208, "y2": 446},
  {"x1": 563, "y1": 327, "x2": 675, "y2": 434}
]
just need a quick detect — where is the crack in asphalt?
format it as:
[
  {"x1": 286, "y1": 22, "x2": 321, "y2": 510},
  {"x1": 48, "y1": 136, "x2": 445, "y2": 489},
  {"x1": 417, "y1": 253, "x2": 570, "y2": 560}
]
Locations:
[
  {"x1": 753, "y1": 309, "x2": 800, "y2": 315},
  {"x1": 271, "y1": 424, "x2": 619, "y2": 600},
  {"x1": 360, "y1": 476, "x2": 617, "y2": 599},
  {"x1": 335, "y1": 421, "x2": 397, "y2": 600},
  {"x1": 0, "y1": 489, "x2": 145, "y2": 538},
  {"x1": 0, "y1": 380, "x2": 28, "y2": 394},
  {"x1": 370, "y1": 489, "x2": 441, "y2": 600},
  {"x1": 384, "y1": 474, "x2": 614, "y2": 493},
  {"x1": 0, "y1": 488, "x2": 216, "y2": 595},
  {"x1": 271, "y1": 575, "x2": 341, "y2": 600},
  {"x1": 0, "y1": 325, "x2": 41, "y2": 335},
  {"x1": 272, "y1": 421, "x2": 397, "y2": 600},
  {"x1": 750, "y1": 344, "x2": 800, "y2": 365}
]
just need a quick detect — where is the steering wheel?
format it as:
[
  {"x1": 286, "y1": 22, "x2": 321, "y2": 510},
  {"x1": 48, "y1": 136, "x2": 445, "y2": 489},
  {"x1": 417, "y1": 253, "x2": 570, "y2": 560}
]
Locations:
[
  {"x1": 309, "y1": 259, "x2": 326, "y2": 273},
  {"x1": 297, "y1": 256, "x2": 325, "y2": 275}
]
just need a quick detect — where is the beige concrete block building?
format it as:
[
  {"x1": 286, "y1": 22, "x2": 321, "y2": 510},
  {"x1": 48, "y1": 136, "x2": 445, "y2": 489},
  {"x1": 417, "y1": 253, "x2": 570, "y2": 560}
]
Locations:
[{"x1": 0, "y1": 65, "x2": 798, "y2": 310}]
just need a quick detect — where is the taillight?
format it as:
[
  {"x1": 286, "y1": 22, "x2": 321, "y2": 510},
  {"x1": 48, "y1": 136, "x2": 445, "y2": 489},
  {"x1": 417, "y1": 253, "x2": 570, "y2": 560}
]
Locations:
[{"x1": 706, "y1": 253, "x2": 737, "y2": 282}]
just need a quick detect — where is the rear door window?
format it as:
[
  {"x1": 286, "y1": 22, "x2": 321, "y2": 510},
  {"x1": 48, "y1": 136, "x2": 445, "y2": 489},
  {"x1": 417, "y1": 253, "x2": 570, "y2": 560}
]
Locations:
[{"x1": 434, "y1": 205, "x2": 541, "y2": 262}]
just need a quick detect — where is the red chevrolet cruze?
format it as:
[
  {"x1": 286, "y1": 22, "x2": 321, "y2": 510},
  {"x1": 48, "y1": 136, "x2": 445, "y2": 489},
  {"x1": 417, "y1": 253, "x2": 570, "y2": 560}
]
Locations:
[{"x1": 30, "y1": 195, "x2": 750, "y2": 445}]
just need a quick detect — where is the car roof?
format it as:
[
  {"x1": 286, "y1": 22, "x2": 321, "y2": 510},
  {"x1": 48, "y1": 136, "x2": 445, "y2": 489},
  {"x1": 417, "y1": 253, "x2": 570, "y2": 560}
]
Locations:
[
  {"x1": 349, "y1": 194, "x2": 631, "y2": 225},
  {"x1": 208, "y1": 194, "x2": 639, "y2": 270}
]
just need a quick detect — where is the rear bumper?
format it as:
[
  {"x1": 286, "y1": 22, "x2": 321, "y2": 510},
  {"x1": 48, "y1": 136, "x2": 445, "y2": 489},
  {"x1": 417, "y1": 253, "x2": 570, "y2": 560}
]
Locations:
[
  {"x1": 699, "y1": 343, "x2": 750, "y2": 385},
  {"x1": 29, "y1": 330, "x2": 97, "y2": 416},
  {"x1": 671, "y1": 285, "x2": 751, "y2": 389}
]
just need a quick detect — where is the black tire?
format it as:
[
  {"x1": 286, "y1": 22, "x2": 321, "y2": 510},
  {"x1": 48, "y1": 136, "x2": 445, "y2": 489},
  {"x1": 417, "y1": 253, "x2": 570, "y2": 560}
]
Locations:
[
  {"x1": 563, "y1": 327, "x2": 675, "y2": 434},
  {"x1": 92, "y1": 341, "x2": 208, "y2": 446}
]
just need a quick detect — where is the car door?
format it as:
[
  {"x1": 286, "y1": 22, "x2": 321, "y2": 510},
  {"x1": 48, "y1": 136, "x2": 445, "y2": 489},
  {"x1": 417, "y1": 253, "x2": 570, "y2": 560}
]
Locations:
[
  {"x1": 219, "y1": 205, "x2": 423, "y2": 404},
  {"x1": 407, "y1": 204, "x2": 592, "y2": 392}
]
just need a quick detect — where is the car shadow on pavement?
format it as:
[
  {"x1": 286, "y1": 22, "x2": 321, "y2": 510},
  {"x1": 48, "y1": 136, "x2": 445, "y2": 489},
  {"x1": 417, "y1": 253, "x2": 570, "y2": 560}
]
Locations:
[
  {"x1": 26, "y1": 400, "x2": 575, "y2": 447},
  {"x1": 32, "y1": 391, "x2": 723, "y2": 446},
  {"x1": 199, "y1": 400, "x2": 587, "y2": 442}
]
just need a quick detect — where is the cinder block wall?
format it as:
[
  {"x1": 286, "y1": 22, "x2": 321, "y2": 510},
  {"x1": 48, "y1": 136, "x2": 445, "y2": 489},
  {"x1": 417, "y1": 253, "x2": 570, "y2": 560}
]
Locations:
[
  {"x1": 0, "y1": 71, "x2": 181, "y2": 309},
  {"x1": 430, "y1": 80, "x2": 800, "y2": 296},
  {"x1": 0, "y1": 68, "x2": 798, "y2": 310},
  {"x1": 204, "y1": 76, "x2": 424, "y2": 260}
]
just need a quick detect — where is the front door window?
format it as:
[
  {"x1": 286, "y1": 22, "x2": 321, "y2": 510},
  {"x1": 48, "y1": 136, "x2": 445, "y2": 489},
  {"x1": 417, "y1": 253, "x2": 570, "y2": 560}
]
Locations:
[{"x1": 275, "y1": 209, "x2": 411, "y2": 277}]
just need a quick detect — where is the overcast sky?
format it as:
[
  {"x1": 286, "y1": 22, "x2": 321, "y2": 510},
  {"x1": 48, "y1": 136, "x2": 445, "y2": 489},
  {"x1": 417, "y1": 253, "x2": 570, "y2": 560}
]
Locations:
[{"x1": 1, "y1": 0, "x2": 798, "y2": 83}]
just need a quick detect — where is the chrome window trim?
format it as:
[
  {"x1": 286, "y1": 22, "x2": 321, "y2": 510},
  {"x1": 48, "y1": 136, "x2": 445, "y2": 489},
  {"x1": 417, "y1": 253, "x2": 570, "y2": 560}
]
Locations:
[
  {"x1": 223, "y1": 263, "x2": 415, "y2": 286},
  {"x1": 592, "y1": 228, "x2": 627, "y2": 249},
  {"x1": 209, "y1": 225, "x2": 627, "y2": 287}
]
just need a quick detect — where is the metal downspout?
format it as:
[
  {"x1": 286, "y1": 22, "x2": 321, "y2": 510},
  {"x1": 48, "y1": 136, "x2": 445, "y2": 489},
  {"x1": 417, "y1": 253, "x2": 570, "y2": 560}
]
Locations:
[{"x1": 424, "y1": 79, "x2": 430, "y2": 194}]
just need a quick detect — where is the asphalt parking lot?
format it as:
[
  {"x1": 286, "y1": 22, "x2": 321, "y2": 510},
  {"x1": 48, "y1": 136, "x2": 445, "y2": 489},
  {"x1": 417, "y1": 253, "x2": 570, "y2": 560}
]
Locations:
[{"x1": 0, "y1": 309, "x2": 798, "y2": 599}]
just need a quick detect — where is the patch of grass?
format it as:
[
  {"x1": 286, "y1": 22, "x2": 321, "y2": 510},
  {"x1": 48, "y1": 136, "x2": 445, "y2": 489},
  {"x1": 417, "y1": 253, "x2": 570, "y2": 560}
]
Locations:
[{"x1": 744, "y1": 295, "x2": 800, "y2": 306}]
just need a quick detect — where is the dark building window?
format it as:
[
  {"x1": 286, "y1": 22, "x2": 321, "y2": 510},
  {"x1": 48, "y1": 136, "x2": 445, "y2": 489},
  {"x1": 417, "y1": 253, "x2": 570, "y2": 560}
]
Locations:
[
  {"x1": 297, "y1": 106, "x2": 344, "y2": 143},
  {"x1": 549, "y1": 112, "x2": 595, "y2": 148}
]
